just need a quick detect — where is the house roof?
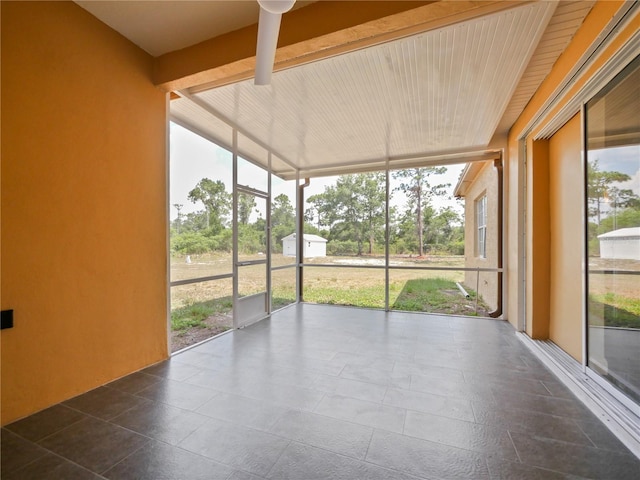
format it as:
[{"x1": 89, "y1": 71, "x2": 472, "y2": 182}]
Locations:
[
  {"x1": 282, "y1": 233, "x2": 327, "y2": 243},
  {"x1": 452, "y1": 160, "x2": 492, "y2": 198},
  {"x1": 598, "y1": 227, "x2": 640, "y2": 239}
]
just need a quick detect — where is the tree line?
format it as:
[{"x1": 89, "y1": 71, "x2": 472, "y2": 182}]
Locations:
[
  {"x1": 171, "y1": 168, "x2": 464, "y2": 256},
  {"x1": 587, "y1": 159, "x2": 640, "y2": 255}
]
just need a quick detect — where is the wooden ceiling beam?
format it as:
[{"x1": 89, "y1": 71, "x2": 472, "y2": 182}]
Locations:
[{"x1": 154, "y1": 0, "x2": 525, "y2": 93}]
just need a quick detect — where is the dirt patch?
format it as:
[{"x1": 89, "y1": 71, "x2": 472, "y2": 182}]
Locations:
[
  {"x1": 171, "y1": 313, "x2": 233, "y2": 353},
  {"x1": 440, "y1": 289, "x2": 490, "y2": 316}
]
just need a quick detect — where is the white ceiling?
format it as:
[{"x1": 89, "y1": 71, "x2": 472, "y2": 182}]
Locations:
[
  {"x1": 76, "y1": 1, "x2": 595, "y2": 180},
  {"x1": 75, "y1": 0, "x2": 312, "y2": 57},
  {"x1": 172, "y1": 2, "x2": 563, "y2": 179}
]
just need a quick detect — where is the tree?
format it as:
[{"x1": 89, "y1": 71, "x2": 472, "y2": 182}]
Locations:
[
  {"x1": 187, "y1": 178, "x2": 231, "y2": 234},
  {"x1": 172, "y1": 203, "x2": 183, "y2": 233},
  {"x1": 359, "y1": 172, "x2": 387, "y2": 254},
  {"x1": 587, "y1": 160, "x2": 632, "y2": 225},
  {"x1": 393, "y1": 167, "x2": 450, "y2": 256},
  {"x1": 272, "y1": 193, "x2": 295, "y2": 228},
  {"x1": 306, "y1": 173, "x2": 386, "y2": 255},
  {"x1": 238, "y1": 193, "x2": 256, "y2": 225},
  {"x1": 271, "y1": 194, "x2": 296, "y2": 251}
]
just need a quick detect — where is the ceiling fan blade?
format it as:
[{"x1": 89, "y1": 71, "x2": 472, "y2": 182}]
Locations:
[{"x1": 255, "y1": 0, "x2": 296, "y2": 85}]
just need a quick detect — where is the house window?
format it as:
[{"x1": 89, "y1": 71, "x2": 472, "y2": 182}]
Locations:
[{"x1": 476, "y1": 195, "x2": 487, "y2": 258}]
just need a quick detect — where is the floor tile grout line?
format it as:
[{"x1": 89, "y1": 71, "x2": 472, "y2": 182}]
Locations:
[
  {"x1": 31, "y1": 408, "x2": 109, "y2": 445},
  {"x1": 363, "y1": 428, "x2": 376, "y2": 461},
  {"x1": 0, "y1": 432, "x2": 49, "y2": 477},
  {"x1": 4, "y1": 410, "x2": 89, "y2": 446},
  {"x1": 262, "y1": 439, "x2": 293, "y2": 479},
  {"x1": 98, "y1": 438, "x2": 152, "y2": 476},
  {"x1": 3, "y1": 426, "x2": 117, "y2": 479},
  {"x1": 283, "y1": 438, "x2": 434, "y2": 480},
  {"x1": 35, "y1": 400, "x2": 164, "y2": 450}
]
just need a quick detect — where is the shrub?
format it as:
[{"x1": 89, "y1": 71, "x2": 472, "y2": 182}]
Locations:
[
  {"x1": 326, "y1": 240, "x2": 359, "y2": 256},
  {"x1": 446, "y1": 240, "x2": 465, "y2": 255}
]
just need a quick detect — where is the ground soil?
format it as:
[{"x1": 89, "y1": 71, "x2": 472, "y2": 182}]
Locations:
[{"x1": 171, "y1": 313, "x2": 232, "y2": 353}]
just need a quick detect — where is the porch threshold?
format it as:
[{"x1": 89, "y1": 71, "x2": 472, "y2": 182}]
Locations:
[{"x1": 517, "y1": 332, "x2": 640, "y2": 459}]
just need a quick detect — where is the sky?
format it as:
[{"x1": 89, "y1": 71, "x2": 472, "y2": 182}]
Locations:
[
  {"x1": 169, "y1": 122, "x2": 465, "y2": 222},
  {"x1": 589, "y1": 144, "x2": 640, "y2": 195},
  {"x1": 171, "y1": 123, "x2": 640, "y2": 226}
]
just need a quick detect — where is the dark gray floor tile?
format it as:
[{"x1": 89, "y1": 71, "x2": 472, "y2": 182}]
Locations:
[
  {"x1": 267, "y1": 442, "x2": 423, "y2": 480},
  {"x1": 269, "y1": 410, "x2": 373, "y2": 459},
  {"x1": 486, "y1": 457, "x2": 587, "y2": 480},
  {"x1": 110, "y1": 401, "x2": 208, "y2": 445},
  {"x1": 239, "y1": 381, "x2": 325, "y2": 411},
  {"x1": 339, "y1": 364, "x2": 411, "y2": 389},
  {"x1": 5, "y1": 404, "x2": 87, "y2": 442},
  {"x1": 3, "y1": 453, "x2": 102, "y2": 480},
  {"x1": 311, "y1": 374, "x2": 388, "y2": 403},
  {"x1": 196, "y1": 392, "x2": 288, "y2": 431},
  {"x1": 403, "y1": 410, "x2": 519, "y2": 461},
  {"x1": 491, "y1": 389, "x2": 592, "y2": 419},
  {"x1": 171, "y1": 349, "x2": 221, "y2": 368},
  {"x1": 103, "y1": 441, "x2": 233, "y2": 480},
  {"x1": 136, "y1": 378, "x2": 218, "y2": 411},
  {"x1": 227, "y1": 470, "x2": 267, "y2": 480},
  {"x1": 366, "y1": 429, "x2": 490, "y2": 479},
  {"x1": 412, "y1": 351, "x2": 462, "y2": 370},
  {"x1": 8, "y1": 304, "x2": 638, "y2": 480},
  {"x1": 1, "y1": 428, "x2": 48, "y2": 475},
  {"x1": 329, "y1": 352, "x2": 396, "y2": 373},
  {"x1": 252, "y1": 365, "x2": 320, "y2": 389},
  {"x1": 409, "y1": 373, "x2": 496, "y2": 403},
  {"x1": 179, "y1": 418, "x2": 290, "y2": 477},
  {"x1": 314, "y1": 394, "x2": 406, "y2": 433},
  {"x1": 142, "y1": 359, "x2": 205, "y2": 381},
  {"x1": 510, "y1": 431, "x2": 640, "y2": 479},
  {"x1": 541, "y1": 379, "x2": 579, "y2": 399},
  {"x1": 393, "y1": 360, "x2": 465, "y2": 381},
  {"x1": 38, "y1": 417, "x2": 148, "y2": 474},
  {"x1": 472, "y1": 403, "x2": 594, "y2": 446},
  {"x1": 105, "y1": 372, "x2": 161, "y2": 394},
  {"x1": 384, "y1": 387, "x2": 476, "y2": 422},
  {"x1": 464, "y1": 373, "x2": 553, "y2": 397},
  {"x1": 62, "y1": 386, "x2": 150, "y2": 420},
  {"x1": 575, "y1": 417, "x2": 629, "y2": 451},
  {"x1": 183, "y1": 369, "x2": 258, "y2": 395}
]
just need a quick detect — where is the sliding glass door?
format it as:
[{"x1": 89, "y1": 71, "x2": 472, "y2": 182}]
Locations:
[{"x1": 586, "y1": 55, "x2": 640, "y2": 404}]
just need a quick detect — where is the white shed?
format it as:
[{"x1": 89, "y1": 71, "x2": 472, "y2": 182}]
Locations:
[
  {"x1": 598, "y1": 227, "x2": 640, "y2": 260},
  {"x1": 282, "y1": 233, "x2": 327, "y2": 258}
]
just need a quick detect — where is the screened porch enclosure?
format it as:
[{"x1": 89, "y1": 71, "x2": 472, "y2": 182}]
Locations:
[
  {"x1": 169, "y1": 120, "x2": 504, "y2": 355},
  {"x1": 164, "y1": 1, "x2": 552, "y2": 345}
]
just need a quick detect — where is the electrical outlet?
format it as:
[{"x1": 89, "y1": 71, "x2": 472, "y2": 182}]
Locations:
[{"x1": 1, "y1": 310, "x2": 14, "y2": 329}]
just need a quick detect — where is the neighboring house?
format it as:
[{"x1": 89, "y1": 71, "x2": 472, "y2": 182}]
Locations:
[
  {"x1": 453, "y1": 160, "x2": 499, "y2": 312},
  {"x1": 598, "y1": 227, "x2": 640, "y2": 260},
  {"x1": 282, "y1": 233, "x2": 327, "y2": 258}
]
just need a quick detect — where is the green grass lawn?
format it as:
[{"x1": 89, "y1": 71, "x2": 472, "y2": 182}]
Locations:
[
  {"x1": 589, "y1": 294, "x2": 640, "y2": 329},
  {"x1": 171, "y1": 277, "x2": 490, "y2": 333},
  {"x1": 171, "y1": 296, "x2": 232, "y2": 333}
]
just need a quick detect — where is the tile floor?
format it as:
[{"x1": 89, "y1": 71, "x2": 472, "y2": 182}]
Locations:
[{"x1": 3, "y1": 304, "x2": 640, "y2": 479}]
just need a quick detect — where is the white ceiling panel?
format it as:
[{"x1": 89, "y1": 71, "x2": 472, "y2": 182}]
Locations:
[
  {"x1": 496, "y1": 1, "x2": 595, "y2": 136},
  {"x1": 176, "y1": 2, "x2": 559, "y2": 178}
]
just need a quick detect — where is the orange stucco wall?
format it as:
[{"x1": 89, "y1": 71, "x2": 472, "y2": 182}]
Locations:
[
  {"x1": 506, "y1": 0, "x2": 638, "y2": 338},
  {"x1": 548, "y1": 114, "x2": 583, "y2": 362},
  {"x1": 1, "y1": 1, "x2": 168, "y2": 424},
  {"x1": 526, "y1": 139, "x2": 550, "y2": 339}
]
